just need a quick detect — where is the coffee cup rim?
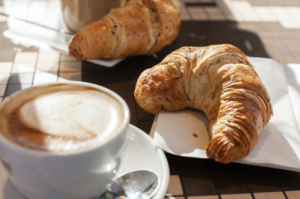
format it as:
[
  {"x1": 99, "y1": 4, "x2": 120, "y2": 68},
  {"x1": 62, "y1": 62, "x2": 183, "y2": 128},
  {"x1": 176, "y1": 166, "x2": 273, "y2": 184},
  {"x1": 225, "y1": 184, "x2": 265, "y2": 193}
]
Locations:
[{"x1": 0, "y1": 81, "x2": 130, "y2": 157}]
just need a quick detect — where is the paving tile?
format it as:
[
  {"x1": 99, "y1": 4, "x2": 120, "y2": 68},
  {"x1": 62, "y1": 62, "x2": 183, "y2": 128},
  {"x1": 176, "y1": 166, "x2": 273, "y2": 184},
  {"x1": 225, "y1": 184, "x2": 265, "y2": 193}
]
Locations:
[
  {"x1": 248, "y1": 0, "x2": 300, "y2": 6},
  {"x1": 291, "y1": 51, "x2": 300, "y2": 59},
  {"x1": 138, "y1": 121, "x2": 154, "y2": 134},
  {"x1": 180, "y1": 8, "x2": 191, "y2": 21},
  {"x1": 244, "y1": 171, "x2": 281, "y2": 192},
  {"x1": 0, "y1": 74, "x2": 10, "y2": 84},
  {"x1": 285, "y1": 190, "x2": 300, "y2": 199},
  {"x1": 0, "y1": 85, "x2": 6, "y2": 96},
  {"x1": 267, "y1": 50, "x2": 296, "y2": 61},
  {"x1": 253, "y1": 50, "x2": 270, "y2": 58},
  {"x1": 275, "y1": 33, "x2": 297, "y2": 41},
  {"x1": 232, "y1": 1, "x2": 260, "y2": 22},
  {"x1": 253, "y1": 192, "x2": 285, "y2": 199},
  {"x1": 184, "y1": 0, "x2": 197, "y2": 3},
  {"x1": 58, "y1": 72, "x2": 81, "y2": 82},
  {"x1": 205, "y1": 7, "x2": 225, "y2": 21},
  {"x1": 60, "y1": 62, "x2": 82, "y2": 72},
  {"x1": 130, "y1": 107, "x2": 138, "y2": 122},
  {"x1": 253, "y1": 6, "x2": 277, "y2": 22},
  {"x1": 118, "y1": 93, "x2": 135, "y2": 107},
  {"x1": 81, "y1": 71, "x2": 106, "y2": 85},
  {"x1": 220, "y1": 0, "x2": 243, "y2": 22},
  {"x1": 165, "y1": 153, "x2": 179, "y2": 175},
  {"x1": 107, "y1": 69, "x2": 130, "y2": 80},
  {"x1": 269, "y1": 6, "x2": 300, "y2": 29},
  {"x1": 240, "y1": 164, "x2": 269, "y2": 171},
  {"x1": 262, "y1": 41, "x2": 285, "y2": 50},
  {"x1": 37, "y1": 52, "x2": 60, "y2": 62},
  {"x1": 207, "y1": 159, "x2": 241, "y2": 172},
  {"x1": 285, "y1": 7, "x2": 300, "y2": 26},
  {"x1": 0, "y1": 37, "x2": 19, "y2": 52},
  {"x1": 221, "y1": 193, "x2": 252, "y2": 199},
  {"x1": 9, "y1": 73, "x2": 34, "y2": 84},
  {"x1": 0, "y1": 53, "x2": 15, "y2": 62},
  {"x1": 213, "y1": 172, "x2": 249, "y2": 194},
  {"x1": 265, "y1": 22, "x2": 290, "y2": 33},
  {"x1": 60, "y1": 54, "x2": 77, "y2": 62},
  {"x1": 188, "y1": 7, "x2": 208, "y2": 21},
  {"x1": 33, "y1": 72, "x2": 58, "y2": 84},
  {"x1": 282, "y1": 41, "x2": 300, "y2": 52},
  {"x1": 130, "y1": 121, "x2": 138, "y2": 126},
  {"x1": 38, "y1": 48, "x2": 59, "y2": 53},
  {"x1": 181, "y1": 173, "x2": 217, "y2": 196},
  {"x1": 274, "y1": 169, "x2": 300, "y2": 191},
  {"x1": 198, "y1": 0, "x2": 214, "y2": 3},
  {"x1": 0, "y1": 62, "x2": 13, "y2": 73},
  {"x1": 18, "y1": 45, "x2": 39, "y2": 53},
  {"x1": 0, "y1": 15, "x2": 7, "y2": 22},
  {"x1": 36, "y1": 62, "x2": 59, "y2": 72},
  {"x1": 136, "y1": 106, "x2": 155, "y2": 121},
  {"x1": 14, "y1": 52, "x2": 38, "y2": 63},
  {"x1": 107, "y1": 80, "x2": 132, "y2": 94},
  {"x1": 248, "y1": 22, "x2": 271, "y2": 32},
  {"x1": 176, "y1": 156, "x2": 209, "y2": 173},
  {"x1": 169, "y1": 21, "x2": 204, "y2": 49},
  {"x1": 275, "y1": 57, "x2": 298, "y2": 65},
  {"x1": 167, "y1": 175, "x2": 184, "y2": 196},
  {"x1": 5, "y1": 84, "x2": 31, "y2": 96},
  {"x1": 187, "y1": 196, "x2": 219, "y2": 199},
  {"x1": 12, "y1": 62, "x2": 36, "y2": 73}
]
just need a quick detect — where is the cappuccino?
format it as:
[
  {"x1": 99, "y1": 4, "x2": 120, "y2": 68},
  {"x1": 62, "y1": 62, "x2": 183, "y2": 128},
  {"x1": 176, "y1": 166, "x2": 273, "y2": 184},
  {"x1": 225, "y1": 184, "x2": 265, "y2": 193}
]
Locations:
[{"x1": 0, "y1": 84, "x2": 124, "y2": 152}]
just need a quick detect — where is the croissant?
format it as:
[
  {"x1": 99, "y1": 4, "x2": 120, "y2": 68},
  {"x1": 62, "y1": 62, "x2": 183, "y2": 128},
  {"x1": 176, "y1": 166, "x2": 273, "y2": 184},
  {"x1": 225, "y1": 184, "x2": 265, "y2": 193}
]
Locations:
[
  {"x1": 68, "y1": 0, "x2": 180, "y2": 60},
  {"x1": 134, "y1": 44, "x2": 273, "y2": 163}
]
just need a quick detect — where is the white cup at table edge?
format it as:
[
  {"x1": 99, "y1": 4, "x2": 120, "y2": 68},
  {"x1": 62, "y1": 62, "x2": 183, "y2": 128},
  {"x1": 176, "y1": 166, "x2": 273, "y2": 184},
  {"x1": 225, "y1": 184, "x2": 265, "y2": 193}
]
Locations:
[{"x1": 0, "y1": 81, "x2": 130, "y2": 199}]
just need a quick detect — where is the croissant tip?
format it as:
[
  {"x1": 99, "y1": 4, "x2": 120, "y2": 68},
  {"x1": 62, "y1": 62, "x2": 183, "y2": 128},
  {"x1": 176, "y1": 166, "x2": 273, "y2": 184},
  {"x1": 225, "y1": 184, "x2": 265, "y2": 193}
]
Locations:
[
  {"x1": 68, "y1": 35, "x2": 85, "y2": 60},
  {"x1": 206, "y1": 138, "x2": 235, "y2": 164},
  {"x1": 68, "y1": 44, "x2": 83, "y2": 60}
]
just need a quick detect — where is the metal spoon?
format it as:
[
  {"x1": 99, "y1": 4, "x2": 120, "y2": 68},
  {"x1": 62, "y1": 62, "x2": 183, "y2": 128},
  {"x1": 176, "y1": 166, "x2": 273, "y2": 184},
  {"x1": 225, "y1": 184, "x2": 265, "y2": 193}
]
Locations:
[{"x1": 99, "y1": 170, "x2": 160, "y2": 199}]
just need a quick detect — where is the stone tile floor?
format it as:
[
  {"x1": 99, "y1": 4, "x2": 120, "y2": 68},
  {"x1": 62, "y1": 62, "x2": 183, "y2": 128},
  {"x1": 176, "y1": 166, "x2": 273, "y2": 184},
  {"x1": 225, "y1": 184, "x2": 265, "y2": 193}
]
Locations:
[{"x1": 0, "y1": 0, "x2": 299, "y2": 198}]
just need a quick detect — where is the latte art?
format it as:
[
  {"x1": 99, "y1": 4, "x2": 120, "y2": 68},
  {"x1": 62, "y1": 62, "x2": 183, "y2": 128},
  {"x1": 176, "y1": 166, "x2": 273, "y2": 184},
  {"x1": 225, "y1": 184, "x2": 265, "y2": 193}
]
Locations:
[
  {"x1": 20, "y1": 91, "x2": 122, "y2": 139},
  {"x1": 0, "y1": 84, "x2": 124, "y2": 152}
]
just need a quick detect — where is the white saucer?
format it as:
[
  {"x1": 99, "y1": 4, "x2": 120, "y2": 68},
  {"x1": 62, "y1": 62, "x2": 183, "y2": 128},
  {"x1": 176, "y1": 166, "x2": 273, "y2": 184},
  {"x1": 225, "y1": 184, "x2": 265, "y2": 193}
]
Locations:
[{"x1": 0, "y1": 125, "x2": 169, "y2": 199}]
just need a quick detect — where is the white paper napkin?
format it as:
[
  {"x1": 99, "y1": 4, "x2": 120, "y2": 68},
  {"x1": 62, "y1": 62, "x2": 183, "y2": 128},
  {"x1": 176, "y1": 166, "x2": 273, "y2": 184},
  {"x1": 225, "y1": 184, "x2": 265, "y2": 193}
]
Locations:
[{"x1": 150, "y1": 57, "x2": 300, "y2": 172}]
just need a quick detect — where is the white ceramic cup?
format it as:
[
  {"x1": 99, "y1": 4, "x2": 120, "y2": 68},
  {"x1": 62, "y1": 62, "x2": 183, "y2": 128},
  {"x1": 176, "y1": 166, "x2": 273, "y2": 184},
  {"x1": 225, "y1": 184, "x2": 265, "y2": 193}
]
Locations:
[
  {"x1": 0, "y1": 81, "x2": 130, "y2": 199},
  {"x1": 60, "y1": 0, "x2": 126, "y2": 33}
]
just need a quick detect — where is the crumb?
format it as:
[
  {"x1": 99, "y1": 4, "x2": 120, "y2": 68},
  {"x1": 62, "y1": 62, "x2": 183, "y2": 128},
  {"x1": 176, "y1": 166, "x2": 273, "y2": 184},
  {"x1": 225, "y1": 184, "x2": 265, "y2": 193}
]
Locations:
[
  {"x1": 193, "y1": 133, "x2": 198, "y2": 138},
  {"x1": 265, "y1": 130, "x2": 267, "y2": 132}
]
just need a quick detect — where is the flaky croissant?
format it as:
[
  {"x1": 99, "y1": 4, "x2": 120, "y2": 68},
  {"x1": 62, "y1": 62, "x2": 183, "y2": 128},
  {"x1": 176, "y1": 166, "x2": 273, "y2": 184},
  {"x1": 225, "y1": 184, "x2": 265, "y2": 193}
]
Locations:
[
  {"x1": 134, "y1": 44, "x2": 273, "y2": 163},
  {"x1": 68, "y1": 0, "x2": 180, "y2": 60}
]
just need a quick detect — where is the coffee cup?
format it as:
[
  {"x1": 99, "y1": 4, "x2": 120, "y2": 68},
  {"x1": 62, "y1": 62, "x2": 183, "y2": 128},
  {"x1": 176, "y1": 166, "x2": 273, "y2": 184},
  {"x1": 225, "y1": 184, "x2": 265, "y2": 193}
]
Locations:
[
  {"x1": 60, "y1": 0, "x2": 126, "y2": 34},
  {"x1": 0, "y1": 82, "x2": 130, "y2": 199}
]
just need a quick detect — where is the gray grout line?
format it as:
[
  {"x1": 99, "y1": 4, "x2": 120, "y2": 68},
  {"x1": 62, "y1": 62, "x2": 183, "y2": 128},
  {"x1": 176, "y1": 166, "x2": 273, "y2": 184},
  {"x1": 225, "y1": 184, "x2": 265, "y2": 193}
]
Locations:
[{"x1": 3, "y1": 54, "x2": 15, "y2": 97}]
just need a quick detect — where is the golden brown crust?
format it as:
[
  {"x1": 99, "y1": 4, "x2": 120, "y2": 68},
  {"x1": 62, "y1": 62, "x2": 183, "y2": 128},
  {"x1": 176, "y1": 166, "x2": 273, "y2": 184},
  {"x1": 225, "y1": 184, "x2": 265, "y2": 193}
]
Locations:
[
  {"x1": 68, "y1": 0, "x2": 180, "y2": 60},
  {"x1": 134, "y1": 44, "x2": 273, "y2": 163}
]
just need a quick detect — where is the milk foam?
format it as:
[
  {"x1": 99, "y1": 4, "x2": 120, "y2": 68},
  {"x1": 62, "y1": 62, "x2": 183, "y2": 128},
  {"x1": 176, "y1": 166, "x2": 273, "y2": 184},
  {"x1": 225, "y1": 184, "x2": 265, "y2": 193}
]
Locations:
[{"x1": 19, "y1": 90, "x2": 124, "y2": 141}]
